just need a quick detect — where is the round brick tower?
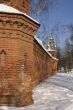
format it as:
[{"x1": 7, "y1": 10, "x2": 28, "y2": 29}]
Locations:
[{"x1": 0, "y1": 0, "x2": 39, "y2": 107}]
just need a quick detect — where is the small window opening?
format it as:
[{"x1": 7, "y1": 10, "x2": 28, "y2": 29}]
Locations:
[{"x1": 0, "y1": 50, "x2": 6, "y2": 67}]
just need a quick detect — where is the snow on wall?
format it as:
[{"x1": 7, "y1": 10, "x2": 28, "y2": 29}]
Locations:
[{"x1": 34, "y1": 36, "x2": 58, "y2": 61}]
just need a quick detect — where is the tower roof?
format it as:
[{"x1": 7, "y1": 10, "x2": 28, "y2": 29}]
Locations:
[
  {"x1": 0, "y1": 0, "x2": 30, "y2": 14},
  {"x1": 47, "y1": 33, "x2": 57, "y2": 51},
  {"x1": 0, "y1": 4, "x2": 40, "y2": 25},
  {"x1": 0, "y1": 4, "x2": 22, "y2": 13}
]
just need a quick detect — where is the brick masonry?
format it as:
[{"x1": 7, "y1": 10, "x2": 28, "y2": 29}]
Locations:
[{"x1": 0, "y1": 0, "x2": 58, "y2": 107}]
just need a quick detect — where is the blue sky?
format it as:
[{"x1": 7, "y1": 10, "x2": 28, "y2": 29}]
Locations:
[{"x1": 31, "y1": 0, "x2": 73, "y2": 48}]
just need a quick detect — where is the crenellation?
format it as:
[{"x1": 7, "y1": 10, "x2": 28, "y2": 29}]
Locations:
[{"x1": 0, "y1": 16, "x2": 37, "y2": 37}]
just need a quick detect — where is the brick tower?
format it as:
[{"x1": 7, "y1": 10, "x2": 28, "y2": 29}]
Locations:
[
  {"x1": 0, "y1": 0, "x2": 30, "y2": 14},
  {"x1": 0, "y1": 0, "x2": 39, "y2": 106}
]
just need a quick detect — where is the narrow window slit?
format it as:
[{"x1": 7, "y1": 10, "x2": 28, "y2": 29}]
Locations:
[{"x1": 0, "y1": 50, "x2": 6, "y2": 67}]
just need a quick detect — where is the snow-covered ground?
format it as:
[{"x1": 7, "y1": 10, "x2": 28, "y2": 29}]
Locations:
[{"x1": 1, "y1": 72, "x2": 73, "y2": 110}]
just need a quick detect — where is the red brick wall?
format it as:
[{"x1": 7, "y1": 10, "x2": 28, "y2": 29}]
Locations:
[
  {"x1": 0, "y1": 13, "x2": 39, "y2": 106},
  {"x1": 33, "y1": 39, "x2": 58, "y2": 87},
  {"x1": 0, "y1": 10, "x2": 57, "y2": 107},
  {"x1": 11, "y1": 0, "x2": 30, "y2": 14}
]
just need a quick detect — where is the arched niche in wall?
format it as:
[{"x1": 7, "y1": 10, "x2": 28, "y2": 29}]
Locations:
[{"x1": 0, "y1": 50, "x2": 6, "y2": 68}]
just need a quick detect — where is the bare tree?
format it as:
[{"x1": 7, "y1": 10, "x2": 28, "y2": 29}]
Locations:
[
  {"x1": 31, "y1": 0, "x2": 57, "y2": 15},
  {"x1": 31, "y1": 0, "x2": 57, "y2": 47}
]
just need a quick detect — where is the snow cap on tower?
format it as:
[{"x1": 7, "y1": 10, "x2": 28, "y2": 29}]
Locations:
[{"x1": 0, "y1": 0, "x2": 30, "y2": 14}]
